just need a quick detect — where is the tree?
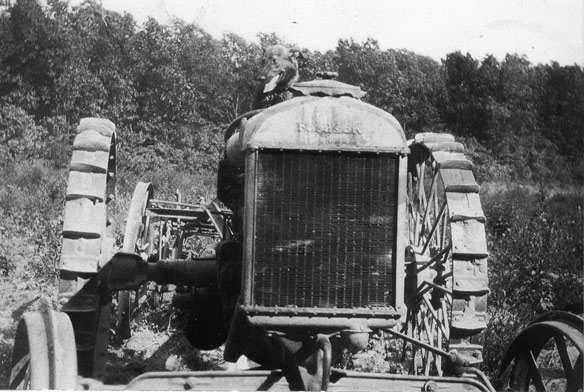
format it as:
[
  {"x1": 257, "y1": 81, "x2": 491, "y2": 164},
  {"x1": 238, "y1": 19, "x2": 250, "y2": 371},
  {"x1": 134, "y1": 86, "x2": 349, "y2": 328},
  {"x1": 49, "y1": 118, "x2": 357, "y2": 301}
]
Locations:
[
  {"x1": 173, "y1": 21, "x2": 231, "y2": 124},
  {"x1": 392, "y1": 50, "x2": 445, "y2": 134},
  {"x1": 336, "y1": 39, "x2": 444, "y2": 135},
  {"x1": 441, "y1": 51, "x2": 485, "y2": 138},
  {"x1": 1, "y1": 0, "x2": 70, "y2": 116},
  {"x1": 130, "y1": 18, "x2": 202, "y2": 137},
  {"x1": 537, "y1": 63, "x2": 584, "y2": 164},
  {"x1": 221, "y1": 33, "x2": 262, "y2": 117}
]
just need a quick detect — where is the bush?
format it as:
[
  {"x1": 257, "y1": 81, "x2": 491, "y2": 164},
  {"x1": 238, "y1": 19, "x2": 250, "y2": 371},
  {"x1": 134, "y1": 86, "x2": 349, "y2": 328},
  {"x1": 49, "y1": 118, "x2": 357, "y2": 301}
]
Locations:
[
  {"x1": 38, "y1": 115, "x2": 75, "y2": 169},
  {"x1": 0, "y1": 104, "x2": 42, "y2": 160},
  {"x1": 0, "y1": 160, "x2": 66, "y2": 288},
  {"x1": 481, "y1": 187, "x2": 583, "y2": 376}
]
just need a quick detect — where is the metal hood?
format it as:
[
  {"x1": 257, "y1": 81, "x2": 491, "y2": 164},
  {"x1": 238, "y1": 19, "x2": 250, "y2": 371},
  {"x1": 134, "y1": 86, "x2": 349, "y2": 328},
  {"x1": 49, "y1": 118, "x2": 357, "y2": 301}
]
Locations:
[{"x1": 241, "y1": 95, "x2": 407, "y2": 153}]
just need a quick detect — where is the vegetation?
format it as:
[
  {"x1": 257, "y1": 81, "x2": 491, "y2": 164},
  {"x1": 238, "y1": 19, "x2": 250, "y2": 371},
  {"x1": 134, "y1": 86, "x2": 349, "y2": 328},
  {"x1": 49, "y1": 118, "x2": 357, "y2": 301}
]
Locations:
[
  {"x1": 0, "y1": 0, "x2": 582, "y2": 385},
  {"x1": 482, "y1": 189, "x2": 582, "y2": 375}
]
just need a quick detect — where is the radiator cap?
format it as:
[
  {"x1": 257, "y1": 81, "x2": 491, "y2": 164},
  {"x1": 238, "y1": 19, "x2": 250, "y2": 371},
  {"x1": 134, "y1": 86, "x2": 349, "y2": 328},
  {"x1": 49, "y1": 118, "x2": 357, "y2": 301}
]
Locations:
[{"x1": 291, "y1": 80, "x2": 366, "y2": 99}]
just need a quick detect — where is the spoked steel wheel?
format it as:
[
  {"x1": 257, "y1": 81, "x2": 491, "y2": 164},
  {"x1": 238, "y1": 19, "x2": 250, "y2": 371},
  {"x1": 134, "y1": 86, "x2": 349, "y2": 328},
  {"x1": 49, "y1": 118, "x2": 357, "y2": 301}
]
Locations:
[
  {"x1": 58, "y1": 117, "x2": 116, "y2": 379},
  {"x1": 117, "y1": 181, "x2": 154, "y2": 339},
  {"x1": 499, "y1": 311, "x2": 584, "y2": 392},
  {"x1": 9, "y1": 299, "x2": 78, "y2": 389},
  {"x1": 403, "y1": 133, "x2": 489, "y2": 376}
]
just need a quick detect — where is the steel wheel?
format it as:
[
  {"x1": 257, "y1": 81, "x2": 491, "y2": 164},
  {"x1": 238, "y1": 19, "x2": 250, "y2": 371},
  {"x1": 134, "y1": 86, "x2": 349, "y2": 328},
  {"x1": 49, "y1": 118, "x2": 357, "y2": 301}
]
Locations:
[
  {"x1": 9, "y1": 300, "x2": 78, "y2": 389},
  {"x1": 403, "y1": 133, "x2": 489, "y2": 376},
  {"x1": 499, "y1": 311, "x2": 584, "y2": 392},
  {"x1": 117, "y1": 182, "x2": 154, "y2": 339},
  {"x1": 58, "y1": 117, "x2": 116, "y2": 379}
]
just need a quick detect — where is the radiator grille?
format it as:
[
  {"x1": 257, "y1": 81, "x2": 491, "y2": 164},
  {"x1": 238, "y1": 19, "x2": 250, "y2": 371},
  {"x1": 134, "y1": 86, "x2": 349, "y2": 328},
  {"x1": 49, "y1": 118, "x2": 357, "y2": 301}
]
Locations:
[{"x1": 253, "y1": 151, "x2": 398, "y2": 309}]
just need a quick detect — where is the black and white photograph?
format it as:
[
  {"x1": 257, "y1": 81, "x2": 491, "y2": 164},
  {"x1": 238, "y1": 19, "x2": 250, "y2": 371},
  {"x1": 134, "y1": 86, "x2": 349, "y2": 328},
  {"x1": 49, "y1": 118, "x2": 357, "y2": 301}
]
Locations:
[{"x1": 0, "y1": 0, "x2": 582, "y2": 390}]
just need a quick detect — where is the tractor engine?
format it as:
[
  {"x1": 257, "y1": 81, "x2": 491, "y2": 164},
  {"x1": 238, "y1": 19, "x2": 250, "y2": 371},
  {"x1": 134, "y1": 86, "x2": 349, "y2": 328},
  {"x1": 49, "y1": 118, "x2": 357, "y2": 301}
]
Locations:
[{"x1": 216, "y1": 79, "x2": 409, "y2": 389}]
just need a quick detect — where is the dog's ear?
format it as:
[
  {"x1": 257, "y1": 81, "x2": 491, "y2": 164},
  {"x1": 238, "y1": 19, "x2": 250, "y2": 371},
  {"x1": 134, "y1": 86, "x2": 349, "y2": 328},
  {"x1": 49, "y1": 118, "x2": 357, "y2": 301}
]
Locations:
[{"x1": 288, "y1": 48, "x2": 305, "y2": 60}]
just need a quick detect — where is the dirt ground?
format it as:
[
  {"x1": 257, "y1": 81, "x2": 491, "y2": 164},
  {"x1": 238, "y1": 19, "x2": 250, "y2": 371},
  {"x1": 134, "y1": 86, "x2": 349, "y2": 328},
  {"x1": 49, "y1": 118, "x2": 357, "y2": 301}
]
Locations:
[{"x1": 0, "y1": 280, "x2": 232, "y2": 388}]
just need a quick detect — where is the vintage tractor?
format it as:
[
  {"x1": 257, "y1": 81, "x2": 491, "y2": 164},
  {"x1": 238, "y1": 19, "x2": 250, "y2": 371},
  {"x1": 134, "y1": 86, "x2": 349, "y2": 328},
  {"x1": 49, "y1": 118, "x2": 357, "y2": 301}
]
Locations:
[{"x1": 8, "y1": 79, "x2": 583, "y2": 391}]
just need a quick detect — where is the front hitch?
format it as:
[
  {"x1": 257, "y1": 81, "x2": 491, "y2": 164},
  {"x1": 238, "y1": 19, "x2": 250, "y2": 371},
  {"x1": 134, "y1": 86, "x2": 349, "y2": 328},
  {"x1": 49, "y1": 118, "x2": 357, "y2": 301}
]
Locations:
[{"x1": 98, "y1": 252, "x2": 218, "y2": 292}]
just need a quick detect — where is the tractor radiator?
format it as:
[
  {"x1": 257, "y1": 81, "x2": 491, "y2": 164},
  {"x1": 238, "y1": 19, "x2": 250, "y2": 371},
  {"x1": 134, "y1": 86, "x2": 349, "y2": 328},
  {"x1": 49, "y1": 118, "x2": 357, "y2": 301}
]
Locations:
[{"x1": 253, "y1": 151, "x2": 398, "y2": 310}]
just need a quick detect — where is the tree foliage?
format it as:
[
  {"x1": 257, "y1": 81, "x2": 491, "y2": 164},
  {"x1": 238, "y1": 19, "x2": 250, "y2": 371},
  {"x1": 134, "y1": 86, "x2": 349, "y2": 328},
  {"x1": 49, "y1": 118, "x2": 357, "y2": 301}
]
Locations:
[{"x1": 0, "y1": 0, "x2": 581, "y2": 183}]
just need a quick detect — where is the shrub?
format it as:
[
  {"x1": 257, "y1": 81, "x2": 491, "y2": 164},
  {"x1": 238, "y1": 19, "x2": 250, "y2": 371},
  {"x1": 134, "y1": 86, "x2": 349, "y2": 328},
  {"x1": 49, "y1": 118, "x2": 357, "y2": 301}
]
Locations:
[
  {"x1": 0, "y1": 104, "x2": 42, "y2": 160},
  {"x1": 481, "y1": 187, "x2": 583, "y2": 376},
  {"x1": 0, "y1": 160, "x2": 66, "y2": 288}
]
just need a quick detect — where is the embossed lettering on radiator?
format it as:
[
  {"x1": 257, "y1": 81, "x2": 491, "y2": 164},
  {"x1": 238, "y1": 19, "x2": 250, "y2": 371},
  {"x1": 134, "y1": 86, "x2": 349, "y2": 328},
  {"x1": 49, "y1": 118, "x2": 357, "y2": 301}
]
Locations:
[{"x1": 297, "y1": 122, "x2": 361, "y2": 135}]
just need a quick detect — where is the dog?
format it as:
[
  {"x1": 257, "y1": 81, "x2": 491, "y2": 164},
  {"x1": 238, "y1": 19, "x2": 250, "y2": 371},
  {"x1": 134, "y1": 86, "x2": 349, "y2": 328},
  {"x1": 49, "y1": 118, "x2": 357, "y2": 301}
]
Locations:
[{"x1": 252, "y1": 45, "x2": 304, "y2": 110}]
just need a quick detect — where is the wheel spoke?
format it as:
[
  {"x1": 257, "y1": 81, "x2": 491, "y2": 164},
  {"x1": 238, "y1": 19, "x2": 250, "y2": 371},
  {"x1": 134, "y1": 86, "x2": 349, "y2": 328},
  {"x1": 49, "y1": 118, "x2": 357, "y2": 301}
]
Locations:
[
  {"x1": 16, "y1": 367, "x2": 30, "y2": 390},
  {"x1": 523, "y1": 349, "x2": 547, "y2": 392},
  {"x1": 422, "y1": 295, "x2": 449, "y2": 339},
  {"x1": 421, "y1": 307, "x2": 433, "y2": 344},
  {"x1": 421, "y1": 202, "x2": 446, "y2": 255},
  {"x1": 440, "y1": 211, "x2": 447, "y2": 249},
  {"x1": 408, "y1": 202, "x2": 416, "y2": 243},
  {"x1": 553, "y1": 333, "x2": 574, "y2": 378},
  {"x1": 423, "y1": 350, "x2": 432, "y2": 375},
  {"x1": 414, "y1": 163, "x2": 423, "y2": 246},
  {"x1": 419, "y1": 170, "x2": 437, "y2": 246},
  {"x1": 441, "y1": 298, "x2": 449, "y2": 324},
  {"x1": 407, "y1": 172, "x2": 413, "y2": 201},
  {"x1": 436, "y1": 308, "x2": 443, "y2": 377},
  {"x1": 416, "y1": 244, "x2": 451, "y2": 274},
  {"x1": 567, "y1": 354, "x2": 583, "y2": 392},
  {"x1": 10, "y1": 354, "x2": 30, "y2": 384},
  {"x1": 419, "y1": 280, "x2": 452, "y2": 296},
  {"x1": 418, "y1": 162, "x2": 425, "y2": 210},
  {"x1": 433, "y1": 172, "x2": 439, "y2": 227},
  {"x1": 443, "y1": 270, "x2": 453, "y2": 282}
]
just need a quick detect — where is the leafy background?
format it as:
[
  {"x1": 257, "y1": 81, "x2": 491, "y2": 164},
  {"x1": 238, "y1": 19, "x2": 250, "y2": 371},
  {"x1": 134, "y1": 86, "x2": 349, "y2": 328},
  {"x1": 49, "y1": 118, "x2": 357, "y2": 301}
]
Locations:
[{"x1": 0, "y1": 0, "x2": 582, "y2": 386}]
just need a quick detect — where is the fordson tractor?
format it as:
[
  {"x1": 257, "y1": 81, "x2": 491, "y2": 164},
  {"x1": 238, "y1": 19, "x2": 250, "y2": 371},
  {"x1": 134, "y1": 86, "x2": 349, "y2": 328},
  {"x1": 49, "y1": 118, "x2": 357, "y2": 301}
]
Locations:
[{"x1": 9, "y1": 78, "x2": 583, "y2": 391}]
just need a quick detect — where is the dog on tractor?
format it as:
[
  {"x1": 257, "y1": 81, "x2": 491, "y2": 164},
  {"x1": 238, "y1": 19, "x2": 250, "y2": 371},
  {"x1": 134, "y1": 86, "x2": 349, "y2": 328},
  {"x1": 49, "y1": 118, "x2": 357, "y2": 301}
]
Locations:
[{"x1": 252, "y1": 45, "x2": 304, "y2": 110}]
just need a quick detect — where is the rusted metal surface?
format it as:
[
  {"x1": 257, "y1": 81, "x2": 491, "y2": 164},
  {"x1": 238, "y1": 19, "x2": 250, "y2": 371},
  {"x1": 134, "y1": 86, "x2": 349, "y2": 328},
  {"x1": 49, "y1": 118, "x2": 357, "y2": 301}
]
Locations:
[
  {"x1": 245, "y1": 314, "x2": 400, "y2": 330},
  {"x1": 100, "y1": 253, "x2": 218, "y2": 291},
  {"x1": 57, "y1": 118, "x2": 117, "y2": 379},
  {"x1": 405, "y1": 133, "x2": 489, "y2": 375},
  {"x1": 446, "y1": 192, "x2": 486, "y2": 223},
  {"x1": 242, "y1": 305, "x2": 402, "y2": 318},
  {"x1": 291, "y1": 79, "x2": 367, "y2": 98},
  {"x1": 9, "y1": 300, "x2": 78, "y2": 389},
  {"x1": 121, "y1": 182, "x2": 153, "y2": 253},
  {"x1": 104, "y1": 370, "x2": 493, "y2": 391},
  {"x1": 145, "y1": 200, "x2": 232, "y2": 239},
  {"x1": 225, "y1": 94, "x2": 408, "y2": 168},
  {"x1": 241, "y1": 150, "x2": 258, "y2": 306},
  {"x1": 60, "y1": 118, "x2": 115, "y2": 274},
  {"x1": 498, "y1": 311, "x2": 583, "y2": 391},
  {"x1": 247, "y1": 151, "x2": 399, "y2": 312},
  {"x1": 224, "y1": 108, "x2": 264, "y2": 141},
  {"x1": 244, "y1": 96, "x2": 407, "y2": 152},
  {"x1": 394, "y1": 154, "x2": 409, "y2": 317},
  {"x1": 229, "y1": 119, "x2": 411, "y2": 387},
  {"x1": 118, "y1": 181, "x2": 153, "y2": 339}
]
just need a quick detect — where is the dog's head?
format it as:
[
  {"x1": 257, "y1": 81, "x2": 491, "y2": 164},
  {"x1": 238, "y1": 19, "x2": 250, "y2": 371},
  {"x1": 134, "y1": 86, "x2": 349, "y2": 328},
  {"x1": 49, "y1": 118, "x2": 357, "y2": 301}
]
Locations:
[{"x1": 257, "y1": 45, "x2": 304, "y2": 94}]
